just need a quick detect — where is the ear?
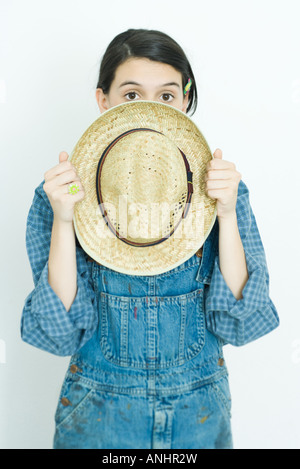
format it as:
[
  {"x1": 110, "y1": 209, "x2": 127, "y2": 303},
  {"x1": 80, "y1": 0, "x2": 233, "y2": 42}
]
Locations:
[{"x1": 96, "y1": 88, "x2": 110, "y2": 114}]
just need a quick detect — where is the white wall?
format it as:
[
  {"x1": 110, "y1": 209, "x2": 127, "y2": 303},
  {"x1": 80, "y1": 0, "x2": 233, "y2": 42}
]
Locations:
[{"x1": 1, "y1": 0, "x2": 299, "y2": 449}]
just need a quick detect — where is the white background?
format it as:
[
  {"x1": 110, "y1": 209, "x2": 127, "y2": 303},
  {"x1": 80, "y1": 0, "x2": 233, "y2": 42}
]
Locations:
[{"x1": 1, "y1": 0, "x2": 300, "y2": 449}]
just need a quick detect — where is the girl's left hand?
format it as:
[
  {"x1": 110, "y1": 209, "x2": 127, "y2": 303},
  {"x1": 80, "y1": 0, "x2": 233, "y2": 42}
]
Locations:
[{"x1": 205, "y1": 148, "x2": 242, "y2": 219}]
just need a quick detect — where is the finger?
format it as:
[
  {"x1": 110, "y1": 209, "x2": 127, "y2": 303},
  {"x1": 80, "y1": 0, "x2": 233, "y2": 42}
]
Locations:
[
  {"x1": 205, "y1": 169, "x2": 235, "y2": 181},
  {"x1": 63, "y1": 186, "x2": 85, "y2": 205},
  {"x1": 206, "y1": 179, "x2": 230, "y2": 191},
  {"x1": 45, "y1": 168, "x2": 80, "y2": 187},
  {"x1": 206, "y1": 158, "x2": 235, "y2": 172},
  {"x1": 59, "y1": 151, "x2": 69, "y2": 164},
  {"x1": 65, "y1": 190, "x2": 85, "y2": 202},
  {"x1": 206, "y1": 188, "x2": 230, "y2": 200},
  {"x1": 44, "y1": 160, "x2": 77, "y2": 181},
  {"x1": 213, "y1": 148, "x2": 223, "y2": 159},
  {"x1": 54, "y1": 169, "x2": 81, "y2": 187},
  {"x1": 65, "y1": 181, "x2": 84, "y2": 195}
]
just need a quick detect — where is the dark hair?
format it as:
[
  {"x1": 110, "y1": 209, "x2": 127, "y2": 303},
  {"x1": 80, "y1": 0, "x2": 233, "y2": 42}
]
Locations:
[{"x1": 96, "y1": 29, "x2": 198, "y2": 115}]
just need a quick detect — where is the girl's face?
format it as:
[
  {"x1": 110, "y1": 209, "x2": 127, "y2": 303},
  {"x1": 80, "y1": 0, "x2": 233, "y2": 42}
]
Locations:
[{"x1": 96, "y1": 58, "x2": 189, "y2": 114}]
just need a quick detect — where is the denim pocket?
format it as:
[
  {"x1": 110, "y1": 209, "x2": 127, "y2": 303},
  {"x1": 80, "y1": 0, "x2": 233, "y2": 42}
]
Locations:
[
  {"x1": 55, "y1": 379, "x2": 95, "y2": 430},
  {"x1": 99, "y1": 288, "x2": 205, "y2": 369},
  {"x1": 210, "y1": 375, "x2": 232, "y2": 419}
]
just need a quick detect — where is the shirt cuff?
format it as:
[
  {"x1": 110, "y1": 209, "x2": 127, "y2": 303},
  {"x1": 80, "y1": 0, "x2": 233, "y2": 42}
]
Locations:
[
  {"x1": 30, "y1": 260, "x2": 97, "y2": 338},
  {"x1": 205, "y1": 252, "x2": 279, "y2": 346},
  {"x1": 206, "y1": 250, "x2": 269, "y2": 316}
]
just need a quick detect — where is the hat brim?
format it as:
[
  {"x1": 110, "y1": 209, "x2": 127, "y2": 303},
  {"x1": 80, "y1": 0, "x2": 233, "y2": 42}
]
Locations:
[{"x1": 70, "y1": 101, "x2": 217, "y2": 276}]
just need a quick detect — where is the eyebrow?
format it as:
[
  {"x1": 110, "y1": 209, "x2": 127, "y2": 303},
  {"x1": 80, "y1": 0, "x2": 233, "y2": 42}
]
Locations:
[{"x1": 119, "y1": 81, "x2": 181, "y2": 89}]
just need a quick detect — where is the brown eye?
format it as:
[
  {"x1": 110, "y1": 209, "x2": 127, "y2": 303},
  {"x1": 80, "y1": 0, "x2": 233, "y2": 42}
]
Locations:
[
  {"x1": 161, "y1": 93, "x2": 174, "y2": 102},
  {"x1": 125, "y1": 92, "x2": 138, "y2": 100}
]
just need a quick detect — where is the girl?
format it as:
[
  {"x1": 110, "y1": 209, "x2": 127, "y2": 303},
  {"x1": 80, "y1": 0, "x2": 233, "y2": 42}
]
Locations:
[{"x1": 21, "y1": 29, "x2": 279, "y2": 449}]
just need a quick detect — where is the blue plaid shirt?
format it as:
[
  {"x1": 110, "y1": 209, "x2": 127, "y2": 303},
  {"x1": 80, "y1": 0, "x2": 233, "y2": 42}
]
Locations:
[{"x1": 21, "y1": 180, "x2": 279, "y2": 356}]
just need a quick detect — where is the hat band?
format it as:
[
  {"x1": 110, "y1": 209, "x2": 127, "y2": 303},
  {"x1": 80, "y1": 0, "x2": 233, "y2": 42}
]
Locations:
[{"x1": 96, "y1": 128, "x2": 193, "y2": 247}]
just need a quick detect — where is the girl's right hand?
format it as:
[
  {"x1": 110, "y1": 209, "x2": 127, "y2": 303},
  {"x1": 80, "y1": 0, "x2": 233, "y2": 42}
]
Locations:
[{"x1": 43, "y1": 151, "x2": 85, "y2": 223}]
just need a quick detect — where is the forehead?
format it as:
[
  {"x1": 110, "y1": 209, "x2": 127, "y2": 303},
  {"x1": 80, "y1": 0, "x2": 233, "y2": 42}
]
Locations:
[{"x1": 112, "y1": 58, "x2": 183, "y2": 87}]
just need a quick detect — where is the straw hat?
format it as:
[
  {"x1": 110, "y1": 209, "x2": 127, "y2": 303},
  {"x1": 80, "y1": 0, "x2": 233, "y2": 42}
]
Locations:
[{"x1": 70, "y1": 101, "x2": 217, "y2": 276}]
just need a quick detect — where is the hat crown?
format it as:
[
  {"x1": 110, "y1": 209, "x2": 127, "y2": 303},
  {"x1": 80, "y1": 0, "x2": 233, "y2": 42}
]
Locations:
[{"x1": 98, "y1": 129, "x2": 188, "y2": 245}]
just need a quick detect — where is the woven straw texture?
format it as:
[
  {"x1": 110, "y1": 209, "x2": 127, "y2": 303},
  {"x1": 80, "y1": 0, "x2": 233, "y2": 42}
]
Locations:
[{"x1": 70, "y1": 101, "x2": 217, "y2": 275}]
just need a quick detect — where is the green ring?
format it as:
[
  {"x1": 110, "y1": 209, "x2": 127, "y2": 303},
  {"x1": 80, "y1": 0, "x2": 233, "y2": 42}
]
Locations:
[{"x1": 69, "y1": 183, "x2": 79, "y2": 195}]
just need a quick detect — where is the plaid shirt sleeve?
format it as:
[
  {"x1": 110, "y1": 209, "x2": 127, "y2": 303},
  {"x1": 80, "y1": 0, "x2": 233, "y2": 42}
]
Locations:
[
  {"x1": 21, "y1": 181, "x2": 98, "y2": 356},
  {"x1": 205, "y1": 180, "x2": 279, "y2": 346}
]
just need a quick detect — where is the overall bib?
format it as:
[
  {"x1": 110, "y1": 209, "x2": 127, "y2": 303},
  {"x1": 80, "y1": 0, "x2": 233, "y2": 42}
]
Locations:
[{"x1": 53, "y1": 224, "x2": 233, "y2": 449}]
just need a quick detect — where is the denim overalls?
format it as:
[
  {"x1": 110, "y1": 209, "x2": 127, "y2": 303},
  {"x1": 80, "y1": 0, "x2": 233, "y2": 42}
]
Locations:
[{"x1": 53, "y1": 222, "x2": 232, "y2": 450}]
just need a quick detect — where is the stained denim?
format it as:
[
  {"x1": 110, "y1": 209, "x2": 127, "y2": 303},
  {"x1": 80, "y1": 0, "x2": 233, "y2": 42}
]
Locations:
[{"x1": 53, "y1": 249, "x2": 233, "y2": 450}]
